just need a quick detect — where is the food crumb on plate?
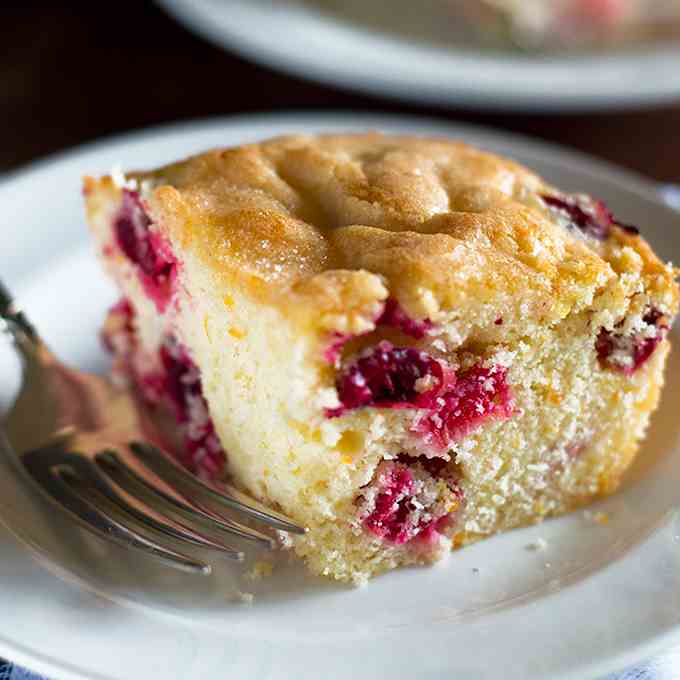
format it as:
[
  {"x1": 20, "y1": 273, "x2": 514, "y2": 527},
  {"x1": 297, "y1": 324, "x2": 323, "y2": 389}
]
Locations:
[
  {"x1": 231, "y1": 590, "x2": 254, "y2": 604},
  {"x1": 583, "y1": 510, "x2": 610, "y2": 525},
  {"x1": 244, "y1": 560, "x2": 275, "y2": 581},
  {"x1": 275, "y1": 530, "x2": 294, "y2": 550},
  {"x1": 525, "y1": 537, "x2": 548, "y2": 551}
]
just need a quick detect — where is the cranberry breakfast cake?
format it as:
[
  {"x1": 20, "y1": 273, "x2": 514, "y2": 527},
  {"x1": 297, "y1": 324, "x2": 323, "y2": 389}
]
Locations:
[{"x1": 84, "y1": 133, "x2": 678, "y2": 584}]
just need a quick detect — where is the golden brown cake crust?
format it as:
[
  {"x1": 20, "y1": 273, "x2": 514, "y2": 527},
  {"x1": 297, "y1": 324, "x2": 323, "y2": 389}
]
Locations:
[{"x1": 96, "y1": 133, "x2": 678, "y2": 337}]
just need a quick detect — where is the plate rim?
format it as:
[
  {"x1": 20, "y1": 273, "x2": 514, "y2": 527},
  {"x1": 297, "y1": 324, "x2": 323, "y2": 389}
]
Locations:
[
  {"x1": 0, "y1": 109, "x2": 668, "y2": 206},
  {"x1": 1, "y1": 111, "x2": 680, "y2": 680}
]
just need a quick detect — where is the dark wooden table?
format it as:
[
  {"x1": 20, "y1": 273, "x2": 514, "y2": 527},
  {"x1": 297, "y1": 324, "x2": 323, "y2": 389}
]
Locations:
[{"x1": 3, "y1": 2, "x2": 680, "y2": 183}]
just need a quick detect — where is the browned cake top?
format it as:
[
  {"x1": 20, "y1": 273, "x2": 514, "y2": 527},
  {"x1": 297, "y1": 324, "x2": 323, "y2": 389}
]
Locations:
[{"x1": 91, "y1": 133, "x2": 679, "y2": 337}]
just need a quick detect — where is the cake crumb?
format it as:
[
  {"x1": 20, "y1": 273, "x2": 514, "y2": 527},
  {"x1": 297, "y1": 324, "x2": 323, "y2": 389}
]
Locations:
[
  {"x1": 110, "y1": 164, "x2": 138, "y2": 191},
  {"x1": 525, "y1": 537, "x2": 548, "y2": 552},
  {"x1": 275, "y1": 530, "x2": 294, "y2": 550},
  {"x1": 431, "y1": 338, "x2": 447, "y2": 353},
  {"x1": 244, "y1": 560, "x2": 274, "y2": 582},
  {"x1": 228, "y1": 326, "x2": 246, "y2": 339},
  {"x1": 231, "y1": 590, "x2": 254, "y2": 604},
  {"x1": 414, "y1": 374, "x2": 439, "y2": 394},
  {"x1": 583, "y1": 510, "x2": 610, "y2": 525}
]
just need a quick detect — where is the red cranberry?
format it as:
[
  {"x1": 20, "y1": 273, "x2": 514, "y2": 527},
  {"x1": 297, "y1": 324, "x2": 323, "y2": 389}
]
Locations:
[
  {"x1": 110, "y1": 297, "x2": 135, "y2": 320},
  {"x1": 327, "y1": 341, "x2": 450, "y2": 417},
  {"x1": 642, "y1": 308, "x2": 664, "y2": 326},
  {"x1": 362, "y1": 464, "x2": 415, "y2": 544},
  {"x1": 100, "y1": 298, "x2": 134, "y2": 353},
  {"x1": 114, "y1": 190, "x2": 177, "y2": 311},
  {"x1": 329, "y1": 342, "x2": 514, "y2": 450},
  {"x1": 101, "y1": 305, "x2": 225, "y2": 478},
  {"x1": 618, "y1": 222, "x2": 640, "y2": 236},
  {"x1": 158, "y1": 338, "x2": 226, "y2": 477},
  {"x1": 359, "y1": 457, "x2": 464, "y2": 545},
  {"x1": 377, "y1": 298, "x2": 432, "y2": 339},
  {"x1": 541, "y1": 194, "x2": 615, "y2": 240},
  {"x1": 415, "y1": 365, "x2": 514, "y2": 449},
  {"x1": 323, "y1": 332, "x2": 351, "y2": 365},
  {"x1": 159, "y1": 341, "x2": 196, "y2": 423},
  {"x1": 542, "y1": 193, "x2": 640, "y2": 238},
  {"x1": 596, "y1": 307, "x2": 668, "y2": 375}
]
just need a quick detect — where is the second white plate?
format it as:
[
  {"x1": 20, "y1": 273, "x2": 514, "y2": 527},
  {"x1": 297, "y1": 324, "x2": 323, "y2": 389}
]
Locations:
[{"x1": 157, "y1": 0, "x2": 680, "y2": 111}]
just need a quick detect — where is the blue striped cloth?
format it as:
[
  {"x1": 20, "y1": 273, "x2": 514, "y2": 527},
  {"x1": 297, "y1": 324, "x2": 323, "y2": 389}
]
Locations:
[
  {"x1": 0, "y1": 661, "x2": 47, "y2": 680},
  {"x1": 1, "y1": 654, "x2": 678, "y2": 679}
]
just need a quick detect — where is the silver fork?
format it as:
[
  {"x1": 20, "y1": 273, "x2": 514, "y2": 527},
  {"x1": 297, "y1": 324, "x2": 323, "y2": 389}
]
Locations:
[{"x1": 0, "y1": 279, "x2": 305, "y2": 575}]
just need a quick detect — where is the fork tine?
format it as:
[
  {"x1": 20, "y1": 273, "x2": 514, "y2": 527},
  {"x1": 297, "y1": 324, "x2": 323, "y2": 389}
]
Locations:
[
  {"x1": 21, "y1": 447, "x2": 210, "y2": 574},
  {"x1": 129, "y1": 442, "x2": 307, "y2": 535},
  {"x1": 59, "y1": 464, "x2": 244, "y2": 561},
  {"x1": 96, "y1": 451, "x2": 274, "y2": 549}
]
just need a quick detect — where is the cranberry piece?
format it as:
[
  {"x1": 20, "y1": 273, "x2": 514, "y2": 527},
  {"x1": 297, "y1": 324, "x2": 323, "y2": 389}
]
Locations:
[
  {"x1": 596, "y1": 307, "x2": 668, "y2": 375},
  {"x1": 643, "y1": 308, "x2": 664, "y2": 326},
  {"x1": 359, "y1": 457, "x2": 464, "y2": 545},
  {"x1": 100, "y1": 298, "x2": 134, "y2": 353},
  {"x1": 542, "y1": 193, "x2": 641, "y2": 239},
  {"x1": 362, "y1": 464, "x2": 415, "y2": 544},
  {"x1": 415, "y1": 365, "x2": 514, "y2": 449},
  {"x1": 329, "y1": 343, "x2": 514, "y2": 448},
  {"x1": 377, "y1": 298, "x2": 432, "y2": 339},
  {"x1": 114, "y1": 190, "x2": 177, "y2": 311},
  {"x1": 115, "y1": 190, "x2": 153, "y2": 272},
  {"x1": 618, "y1": 222, "x2": 640, "y2": 236},
  {"x1": 110, "y1": 297, "x2": 135, "y2": 321},
  {"x1": 323, "y1": 299, "x2": 431, "y2": 365},
  {"x1": 327, "y1": 341, "x2": 449, "y2": 417},
  {"x1": 158, "y1": 338, "x2": 226, "y2": 477},
  {"x1": 323, "y1": 332, "x2": 351, "y2": 365},
  {"x1": 101, "y1": 306, "x2": 225, "y2": 478},
  {"x1": 160, "y1": 341, "x2": 195, "y2": 423},
  {"x1": 541, "y1": 194, "x2": 614, "y2": 240}
]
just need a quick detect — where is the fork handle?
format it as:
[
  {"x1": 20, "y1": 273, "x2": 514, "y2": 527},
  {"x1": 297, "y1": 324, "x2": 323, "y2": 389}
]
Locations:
[{"x1": 0, "y1": 278, "x2": 39, "y2": 350}]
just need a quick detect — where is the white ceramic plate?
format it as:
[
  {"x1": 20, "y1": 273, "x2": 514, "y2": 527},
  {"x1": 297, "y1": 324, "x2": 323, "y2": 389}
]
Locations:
[
  {"x1": 1, "y1": 113, "x2": 680, "y2": 680},
  {"x1": 156, "y1": 0, "x2": 680, "y2": 111}
]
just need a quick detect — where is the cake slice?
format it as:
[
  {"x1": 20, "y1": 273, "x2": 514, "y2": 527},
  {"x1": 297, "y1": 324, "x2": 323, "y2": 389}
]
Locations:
[{"x1": 84, "y1": 133, "x2": 678, "y2": 584}]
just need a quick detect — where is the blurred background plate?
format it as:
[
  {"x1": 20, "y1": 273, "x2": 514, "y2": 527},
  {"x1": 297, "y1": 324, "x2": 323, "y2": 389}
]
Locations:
[
  {"x1": 157, "y1": 0, "x2": 680, "y2": 112},
  {"x1": 2, "y1": 113, "x2": 680, "y2": 680}
]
